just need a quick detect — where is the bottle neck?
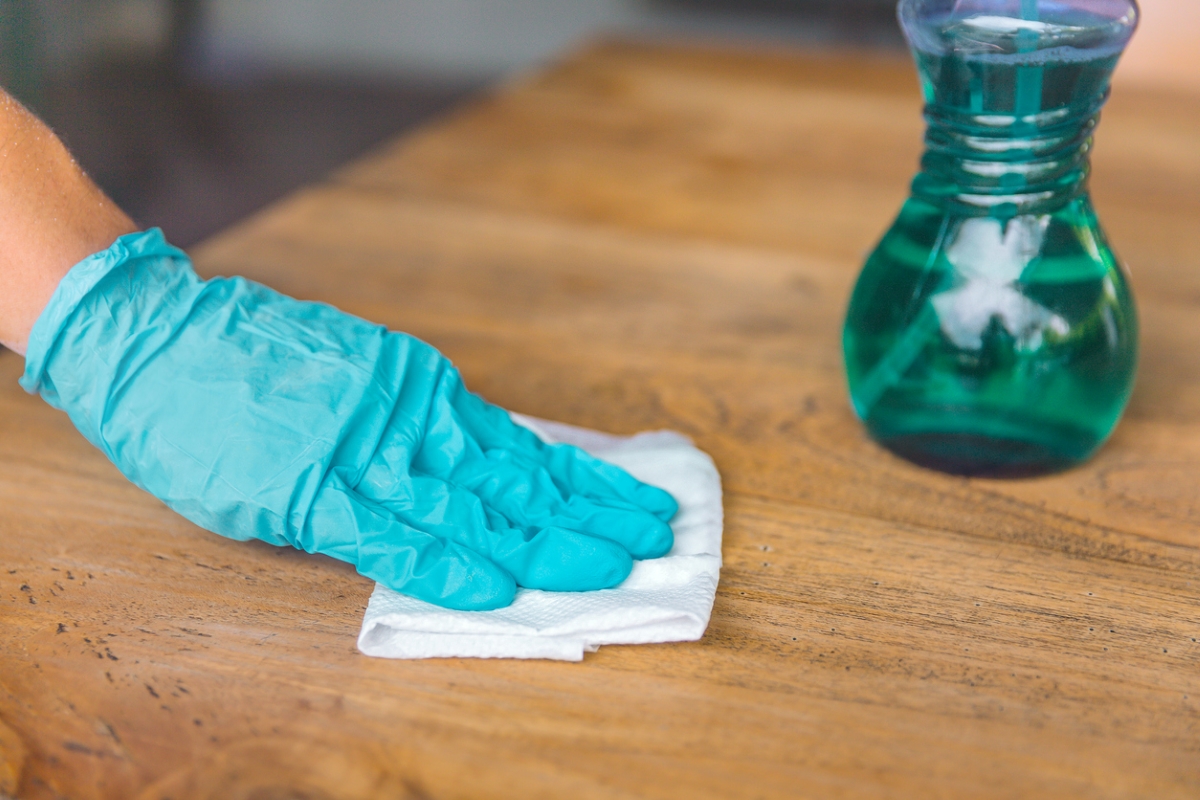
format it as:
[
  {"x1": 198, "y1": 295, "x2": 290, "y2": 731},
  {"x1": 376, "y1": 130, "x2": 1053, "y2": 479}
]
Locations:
[{"x1": 912, "y1": 90, "x2": 1106, "y2": 217}]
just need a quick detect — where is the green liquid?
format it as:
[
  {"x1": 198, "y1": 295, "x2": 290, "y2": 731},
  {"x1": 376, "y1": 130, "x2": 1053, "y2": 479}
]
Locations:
[{"x1": 844, "y1": 6, "x2": 1138, "y2": 477}]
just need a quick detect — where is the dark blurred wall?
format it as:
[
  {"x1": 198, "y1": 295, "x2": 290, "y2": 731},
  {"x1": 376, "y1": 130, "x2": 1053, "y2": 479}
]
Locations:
[
  {"x1": 1, "y1": 0, "x2": 902, "y2": 246},
  {"x1": 193, "y1": 0, "x2": 901, "y2": 80}
]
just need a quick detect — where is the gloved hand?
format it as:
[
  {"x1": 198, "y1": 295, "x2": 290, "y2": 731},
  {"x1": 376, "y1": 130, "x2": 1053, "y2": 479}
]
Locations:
[{"x1": 21, "y1": 230, "x2": 677, "y2": 610}]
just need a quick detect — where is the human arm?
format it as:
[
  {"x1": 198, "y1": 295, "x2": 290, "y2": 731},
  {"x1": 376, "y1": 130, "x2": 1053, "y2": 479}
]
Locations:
[
  {"x1": 0, "y1": 90, "x2": 135, "y2": 354},
  {"x1": 3, "y1": 89, "x2": 677, "y2": 610}
]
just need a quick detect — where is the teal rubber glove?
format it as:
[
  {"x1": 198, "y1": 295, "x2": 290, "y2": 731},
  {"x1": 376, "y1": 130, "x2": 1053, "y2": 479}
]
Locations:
[{"x1": 20, "y1": 230, "x2": 677, "y2": 610}]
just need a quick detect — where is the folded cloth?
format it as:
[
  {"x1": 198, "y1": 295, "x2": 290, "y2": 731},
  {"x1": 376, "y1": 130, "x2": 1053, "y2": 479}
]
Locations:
[{"x1": 357, "y1": 415, "x2": 724, "y2": 661}]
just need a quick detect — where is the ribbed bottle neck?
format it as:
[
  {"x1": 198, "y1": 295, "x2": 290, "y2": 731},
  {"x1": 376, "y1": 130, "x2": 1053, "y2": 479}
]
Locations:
[{"x1": 912, "y1": 90, "x2": 1107, "y2": 216}]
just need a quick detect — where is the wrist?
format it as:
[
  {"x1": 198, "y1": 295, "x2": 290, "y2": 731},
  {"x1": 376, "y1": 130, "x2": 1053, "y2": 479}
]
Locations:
[{"x1": 0, "y1": 92, "x2": 135, "y2": 355}]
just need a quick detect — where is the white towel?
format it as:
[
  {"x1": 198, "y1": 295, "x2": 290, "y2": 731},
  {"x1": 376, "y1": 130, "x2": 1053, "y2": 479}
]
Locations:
[{"x1": 357, "y1": 415, "x2": 724, "y2": 661}]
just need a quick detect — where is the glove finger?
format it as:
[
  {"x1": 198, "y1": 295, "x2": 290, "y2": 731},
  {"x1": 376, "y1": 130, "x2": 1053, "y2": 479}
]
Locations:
[
  {"x1": 424, "y1": 372, "x2": 679, "y2": 522},
  {"x1": 303, "y1": 472, "x2": 516, "y2": 611},
  {"x1": 492, "y1": 524, "x2": 633, "y2": 593},
  {"x1": 369, "y1": 470, "x2": 633, "y2": 592},
  {"x1": 546, "y1": 443, "x2": 679, "y2": 522},
  {"x1": 448, "y1": 448, "x2": 674, "y2": 560}
]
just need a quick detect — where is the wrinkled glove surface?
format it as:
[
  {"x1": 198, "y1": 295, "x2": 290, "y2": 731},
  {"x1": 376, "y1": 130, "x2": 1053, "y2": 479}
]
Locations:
[{"x1": 21, "y1": 230, "x2": 677, "y2": 610}]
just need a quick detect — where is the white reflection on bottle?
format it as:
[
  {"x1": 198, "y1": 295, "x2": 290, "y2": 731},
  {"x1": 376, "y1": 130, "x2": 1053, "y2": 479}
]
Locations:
[{"x1": 931, "y1": 215, "x2": 1068, "y2": 352}]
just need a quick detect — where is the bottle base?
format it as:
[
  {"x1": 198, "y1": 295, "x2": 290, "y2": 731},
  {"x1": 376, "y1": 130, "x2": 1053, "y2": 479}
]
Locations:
[{"x1": 873, "y1": 430, "x2": 1095, "y2": 478}]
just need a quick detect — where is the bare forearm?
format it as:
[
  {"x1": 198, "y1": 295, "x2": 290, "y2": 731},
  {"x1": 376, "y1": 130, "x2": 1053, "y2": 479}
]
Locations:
[{"x1": 0, "y1": 90, "x2": 135, "y2": 355}]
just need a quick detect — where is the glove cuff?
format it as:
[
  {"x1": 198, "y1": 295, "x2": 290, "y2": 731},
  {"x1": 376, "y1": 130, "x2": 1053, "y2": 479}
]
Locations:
[{"x1": 20, "y1": 228, "x2": 185, "y2": 396}]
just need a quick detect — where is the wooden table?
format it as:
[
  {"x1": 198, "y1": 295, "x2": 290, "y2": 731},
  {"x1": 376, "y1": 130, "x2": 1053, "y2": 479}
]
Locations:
[{"x1": 2, "y1": 41, "x2": 1198, "y2": 799}]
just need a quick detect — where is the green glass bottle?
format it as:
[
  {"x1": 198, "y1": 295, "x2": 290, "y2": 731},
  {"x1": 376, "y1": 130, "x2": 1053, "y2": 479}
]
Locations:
[{"x1": 843, "y1": 0, "x2": 1140, "y2": 477}]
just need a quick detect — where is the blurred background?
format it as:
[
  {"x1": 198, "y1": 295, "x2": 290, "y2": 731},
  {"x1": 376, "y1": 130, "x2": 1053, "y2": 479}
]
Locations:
[{"x1": 0, "y1": 0, "x2": 1194, "y2": 247}]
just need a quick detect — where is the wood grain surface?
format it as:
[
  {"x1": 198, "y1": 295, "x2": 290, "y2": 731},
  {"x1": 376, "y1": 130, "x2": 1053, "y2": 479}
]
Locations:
[{"x1": 2, "y1": 41, "x2": 1198, "y2": 799}]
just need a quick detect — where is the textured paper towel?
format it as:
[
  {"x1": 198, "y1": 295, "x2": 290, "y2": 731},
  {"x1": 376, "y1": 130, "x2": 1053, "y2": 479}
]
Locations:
[{"x1": 357, "y1": 415, "x2": 723, "y2": 661}]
